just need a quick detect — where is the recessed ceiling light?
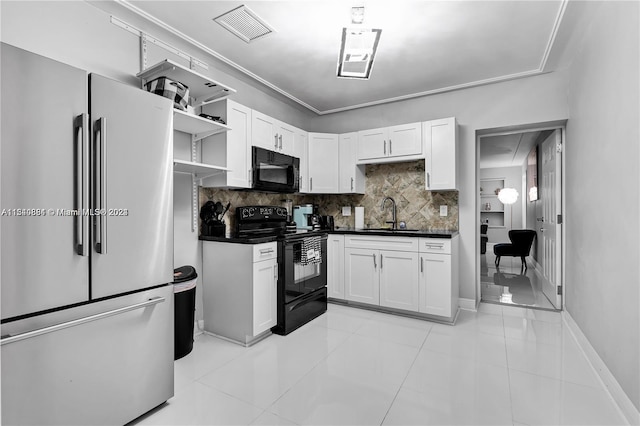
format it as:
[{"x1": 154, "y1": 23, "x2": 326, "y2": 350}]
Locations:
[
  {"x1": 213, "y1": 5, "x2": 274, "y2": 43},
  {"x1": 337, "y1": 28, "x2": 382, "y2": 80}
]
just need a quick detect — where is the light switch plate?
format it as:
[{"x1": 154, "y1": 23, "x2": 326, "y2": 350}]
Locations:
[
  {"x1": 440, "y1": 205, "x2": 448, "y2": 217},
  {"x1": 342, "y1": 206, "x2": 352, "y2": 216}
]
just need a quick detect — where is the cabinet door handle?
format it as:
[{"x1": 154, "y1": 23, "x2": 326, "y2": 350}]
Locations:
[
  {"x1": 248, "y1": 169, "x2": 252, "y2": 185},
  {"x1": 372, "y1": 253, "x2": 377, "y2": 269},
  {"x1": 351, "y1": 177, "x2": 354, "y2": 191},
  {"x1": 384, "y1": 140, "x2": 386, "y2": 155},
  {"x1": 427, "y1": 172, "x2": 431, "y2": 188},
  {"x1": 274, "y1": 264, "x2": 278, "y2": 280},
  {"x1": 279, "y1": 134, "x2": 283, "y2": 150},
  {"x1": 274, "y1": 134, "x2": 279, "y2": 149},
  {"x1": 380, "y1": 254, "x2": 383, "y2": 269},
  {"x1": 260, "y1": 248, "x2": 275, "y2": 254},
  {"x1": 421, "y1": 256, "x2": 424, "y2": 273},
  {"x1": 310, "y1": 177, "x2": 313, "y2": 191},
  {"x1": 389, "y1": 139, "x2": 392, "y2": 155}
]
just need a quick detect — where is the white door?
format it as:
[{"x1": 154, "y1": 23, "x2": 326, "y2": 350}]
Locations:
[
  {"x1": 387, "y1": 123, "x2": 422, "y2": 158},
  {"x1": 379, "y1": 250, "x2": 419, "y2": 311},
  {"x1": 252, "y1": 258, "x2": 277, "y2": 335},
  {"x1": 345, "y1": 248, "x2": 380, "y2": 305},
  {"x1": 357, "y1": 127, "x2": 387, "y2": 160},
  {"x1": 327, "y1": 235, "x2": 345, "y2": 299},
  {"x1": 339, "y1": 132, "x2": 356, "y2": 192},
  {"x1": 251, "y1": 110, "x2": 277, "y2": 151},
  {"x1": 308, "y1": 133, "x2": 339, "y2": 193},
  {"x1": 424, "y1": 118, "x2": 457, "y2": 190},
  {"x1": 539, "y1": 130, "x2": 562, "y2": 308},
  {"x1": 419, "y1": 253, "x2": 452, "y2": 317}
]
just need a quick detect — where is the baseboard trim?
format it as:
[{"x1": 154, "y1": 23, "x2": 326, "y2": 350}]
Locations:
[
  {"x1": 563, "y1": 311, "x2": 639, "y2": 425},
  {"x1": 458, "y1": 298, "x2": 478, "y2": 311}
]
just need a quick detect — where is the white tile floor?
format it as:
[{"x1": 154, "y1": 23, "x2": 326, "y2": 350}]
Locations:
[
  {"x1": 131, "y1": 303, "x2": 627, "y2": 426},
  {"x1": 481, "y1": 243, "x2": 557, "y2": 310}
]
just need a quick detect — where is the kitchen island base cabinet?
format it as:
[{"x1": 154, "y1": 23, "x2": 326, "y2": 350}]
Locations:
[{"x1": 202, "y1": 241, "x2": 277, "y2": 346}]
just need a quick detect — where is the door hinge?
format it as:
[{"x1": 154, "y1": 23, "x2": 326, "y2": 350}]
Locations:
[
  {"x1": 556, "y1": 142, "x2": 563, "y2": 153},
  {"x1": 557, "y1": 285, "x2": 563, "y2": 295},
  {"x1": 557, "y1": 214, "x2": 563, "y2": 224}
]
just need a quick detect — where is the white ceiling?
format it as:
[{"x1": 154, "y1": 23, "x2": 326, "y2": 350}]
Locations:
[
  {"x1": 119, "y1": 0, "x2": 567, "y2": 115},
  {"x1": 480, "y1": 130, "x2": 553, "y2": 169}
]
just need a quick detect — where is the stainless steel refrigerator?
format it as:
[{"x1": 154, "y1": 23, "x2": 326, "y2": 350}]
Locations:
[{"x1": 1, "y1": 43, "x2": 175, "y2": 425}]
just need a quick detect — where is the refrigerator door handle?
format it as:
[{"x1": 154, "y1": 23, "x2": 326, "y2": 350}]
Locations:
[
  {"x1": 94, "y1": 117, "x2": 108, "y2": 254},
  {"x1": 74, "y1": 114, "x2": 90, "y2": 256},
  {"x1": 0, "y1": 296, "x2": 166, "y2": 346}
]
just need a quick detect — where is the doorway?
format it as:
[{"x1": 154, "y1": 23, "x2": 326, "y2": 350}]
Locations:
[{"x1": 477, "y1": 124, "x2": 564, "y2": 311}]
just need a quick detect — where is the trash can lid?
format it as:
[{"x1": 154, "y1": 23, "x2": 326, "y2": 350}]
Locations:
[{"x1": 174, "y1": 265, "x2": 197, "y2": 283}]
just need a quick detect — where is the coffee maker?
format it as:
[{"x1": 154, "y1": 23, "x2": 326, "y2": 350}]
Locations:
[{"x1": 293, "y1": 204, "x2": 314, "y2": 230}]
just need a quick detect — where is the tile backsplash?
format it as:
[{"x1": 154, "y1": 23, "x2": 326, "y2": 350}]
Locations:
[{"x1": 200, "y1": 160, "x2": 458, "y2": 234}]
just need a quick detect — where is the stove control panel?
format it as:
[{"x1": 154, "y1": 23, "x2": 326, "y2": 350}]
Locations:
[{"x1": 236, "y1": 206, "x2": 288, "y2": 222}]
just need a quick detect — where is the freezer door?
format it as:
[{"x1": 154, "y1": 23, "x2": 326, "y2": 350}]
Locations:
[
  {"x1": 1, "y1": 285, "x2": 174, "y2": 425},
  {"x1": 89, "y1": 74, "x2": 174, "y2": 298},
  {"x1": 1, "y1": 43, "x2": 89, "y2": 320}
]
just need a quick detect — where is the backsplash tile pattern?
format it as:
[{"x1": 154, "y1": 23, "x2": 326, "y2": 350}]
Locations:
[{"x1": 200, "y1": 160, "x2": 458, "y2": 235}]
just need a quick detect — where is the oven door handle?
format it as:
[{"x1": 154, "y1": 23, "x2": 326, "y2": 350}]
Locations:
[{"x1": 287, "y1": 291, "x2": 323, "y2": 312}]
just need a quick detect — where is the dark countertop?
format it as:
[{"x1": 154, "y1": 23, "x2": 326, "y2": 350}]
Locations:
[
  {"x1": 199, "y1": 229, "x2": 457, "y2": 243},
  {"x1": 199, "y1": 235, "x2": 278, "y2": 244},
  {"x1": 331, "y1": 228, "x2": 458, "y2": 238}
]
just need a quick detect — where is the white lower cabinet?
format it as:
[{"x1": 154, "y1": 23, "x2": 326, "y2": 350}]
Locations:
[
  {"x1": 345, "y1": 248, "x2": 380, "y2": 305},
  {"x1": 202, "y1": 241, "x2": 277, "y2": 345},
  {"x1": 337, "y1": 234, "x2": 458, "y2": 322},
  {"x1": 418, "y1": 237, "x2": 459, "y2": 319},
  {"x1": 327, "y1": 234, "x2": 345, "y2": 299},
  {"x1": 379, "y1": 250, "x2": 419, "y2": 311},
  {"x1": 252, "y1": 257, "x2": 278, "y2": 336}
]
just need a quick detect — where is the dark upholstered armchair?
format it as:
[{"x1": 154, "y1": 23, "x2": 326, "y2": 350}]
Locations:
[{"x1": 493, "y1": 229, "x2": 536, "y2": 268}]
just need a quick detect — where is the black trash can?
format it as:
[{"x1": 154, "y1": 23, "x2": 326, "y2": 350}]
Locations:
[{"x1": 173, "y1": 265, "x2": 197, "y2": 360}]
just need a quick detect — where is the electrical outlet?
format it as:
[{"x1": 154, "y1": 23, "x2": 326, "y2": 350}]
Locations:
[
  {"x1": 342, "y1": 206, "x2": 352, "y2": 216},
  {"x1": 440, "y1": 205, "x2": 448, "y2": 217}
]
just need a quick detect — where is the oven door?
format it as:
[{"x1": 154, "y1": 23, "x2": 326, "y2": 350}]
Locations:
[
  {"x1": 252, "y1": 147, "x2": 299, "y2": 193},
  {"x1": 279, "y1": 234, "x2": 327, "y2": 305}
]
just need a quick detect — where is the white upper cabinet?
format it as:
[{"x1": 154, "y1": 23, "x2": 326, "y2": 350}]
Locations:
[
  {"x1": 201, "y1": 99, "x2": 251, "y2": 188},
  {"x1": 357, "y1": 122, "x2": 422, "y2": 163},
  {"x1": 424, "y1": 117, "x2": 458, "y2": 190},
  {"x1": 307, "y1": 133, "x2": 339, "y2": 193},
  {"x1": 293, "y1": 128, "x2": 309, "y2": 193},
  {"x1": 251, "y1": 110, "x2": 295, "y2": 156},
  {"x1": 339, "y1": 132, "x2": 365, "y2": 194}
]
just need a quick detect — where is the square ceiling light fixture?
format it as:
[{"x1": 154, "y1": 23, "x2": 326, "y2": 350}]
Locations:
[
  {"x1": 337, "y1": 28, "x2": 382, "y2": 79},
  {"x1": 214, "y1": 5, "x2": 274, "y2": 43}
]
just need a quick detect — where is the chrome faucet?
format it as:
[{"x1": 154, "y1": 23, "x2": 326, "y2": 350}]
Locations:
[{"x1": 381, "y1": 196, "x2": 397, "y2": 230}]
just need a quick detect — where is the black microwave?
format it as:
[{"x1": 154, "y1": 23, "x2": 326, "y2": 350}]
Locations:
[{"x1": 252, "y1": 147, "x2": 300, "y2": 193}]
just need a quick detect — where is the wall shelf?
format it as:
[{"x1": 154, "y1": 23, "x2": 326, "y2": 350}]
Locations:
[
  {"x1": 173, "y1": 159, "x2": 229, "y2": 180},
  {"x1": 173, "y1": 109, "x2": 230, "y2": 141},
  {"x1": 137, "y1": 59, "x2": 236, "y2": 104}
]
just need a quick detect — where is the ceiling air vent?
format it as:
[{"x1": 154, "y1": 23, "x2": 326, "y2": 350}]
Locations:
[{"x1": 213, "y1": 5, "x2": 274, "y2": 43}]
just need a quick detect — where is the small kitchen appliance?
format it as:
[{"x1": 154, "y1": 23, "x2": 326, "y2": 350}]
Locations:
[{"x1": 293, "y1": 204, "x2": 314, "y2": 230}]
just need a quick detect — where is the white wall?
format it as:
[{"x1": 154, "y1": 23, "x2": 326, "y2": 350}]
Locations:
[
  {"x1": 309, "y1": 73, "x2": 569, "y2": 301},
  {"x1": 479, "y1": 166, "x2": 523, "y2": 243},
  {"x1": 563, "y1": 1, "x2": 640, "y2": 412}
]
